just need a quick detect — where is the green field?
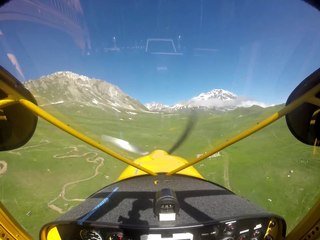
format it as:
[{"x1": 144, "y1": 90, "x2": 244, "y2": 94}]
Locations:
[{"x1": 0, "y1": 104, "x2": 319, "y2": 238}]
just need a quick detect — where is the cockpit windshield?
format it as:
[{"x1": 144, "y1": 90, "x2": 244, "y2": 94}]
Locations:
[{"x1": 0, "y1": 0, "x2": 320, "y2": 238}]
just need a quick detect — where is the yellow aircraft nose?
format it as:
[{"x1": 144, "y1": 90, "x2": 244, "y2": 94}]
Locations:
[{"x1": 117, "y1": 150, "x2": 203, "y2": 181}]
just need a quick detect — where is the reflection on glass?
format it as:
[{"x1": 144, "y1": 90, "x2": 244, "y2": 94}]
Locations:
[{"x1": 0, "y1": 0, "x2": 319, "y2": 238}]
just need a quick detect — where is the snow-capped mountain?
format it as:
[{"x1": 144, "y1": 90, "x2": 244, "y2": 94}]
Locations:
[
  {"x1": 192, "y1": 89, "x2": 237, "y2": 102},
  {"x1": 24, "y1": 71, "x2": 146, "y2": 111},
  {"x1": 144, "y1": 102, "x2": 170, "y2": 112},
  {"x1": 145, "y1": 89, "x2": 268, "y2": 112},
  {"x1": 183, "y1": 89, "x2": 237, "y2": 109}
]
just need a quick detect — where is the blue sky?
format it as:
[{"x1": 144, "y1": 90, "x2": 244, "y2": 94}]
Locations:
[{"x1": 1, "y1": 0, "x2": 320, "y2": 105}]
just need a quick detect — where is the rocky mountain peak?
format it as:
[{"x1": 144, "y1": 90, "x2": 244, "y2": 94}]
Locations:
[{"x1": 24, "y1": 71, "x2": 146, "y2": 111}]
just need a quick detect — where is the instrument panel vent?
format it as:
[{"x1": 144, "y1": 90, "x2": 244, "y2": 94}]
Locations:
[
  {"x1": 0, "y1": 224, "x2": 13, "y2": 240},
  {"x1": 302, "y1": 220, "x2": 320, "y2": 240}
]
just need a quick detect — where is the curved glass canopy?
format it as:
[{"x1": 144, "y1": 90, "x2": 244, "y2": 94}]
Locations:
[{"x1": 0, "y1": 0, "x2": 319, "y2": 238}]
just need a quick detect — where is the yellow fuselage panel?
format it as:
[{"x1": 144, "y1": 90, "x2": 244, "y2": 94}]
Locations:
[{"x1": 117, "y1": 150, "x2": 203, "y2": 181}]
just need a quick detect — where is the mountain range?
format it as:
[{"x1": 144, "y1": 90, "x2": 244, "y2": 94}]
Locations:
[
  {"x1": 145, "y1": 89, "x2": 268, "y2": 111},
  {"x1": 24, "y1": 71, "x2": 268, "y2": 112}
]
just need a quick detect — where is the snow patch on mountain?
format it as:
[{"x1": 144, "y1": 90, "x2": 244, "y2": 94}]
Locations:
[{"x1": 145, "y1": 102, "x2": 170, "y2": 112}]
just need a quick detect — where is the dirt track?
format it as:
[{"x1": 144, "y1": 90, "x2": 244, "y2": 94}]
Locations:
[
  {"x1": 224, "y1": 158, "x2": 231, "y2": 190},
  {"x1": 47, "y1": 146, "x2": 105, "y2": 214},
  {"x1": 223, "y1": 152, "x2": 231, "y2": 190},
  {"x1": 0, "y1": 161, "x2": 7, "y2": 175}
]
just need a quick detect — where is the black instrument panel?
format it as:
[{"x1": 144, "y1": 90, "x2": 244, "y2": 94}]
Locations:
[
  {"x1": 48, "y1": 216, "x2": 283, "y2": 240},
  {"x1": 41, "y1": 175, "x2": 286, "y2": 240}
]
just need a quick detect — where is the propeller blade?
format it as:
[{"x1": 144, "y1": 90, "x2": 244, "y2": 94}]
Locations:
[{"x1": 168, "y1": 111, "x2": 197, "y2": 154}]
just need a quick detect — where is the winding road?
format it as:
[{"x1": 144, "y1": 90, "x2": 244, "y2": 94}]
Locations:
[{"x1": 48, "y1": 146, "x2": 105, "y2": 214}]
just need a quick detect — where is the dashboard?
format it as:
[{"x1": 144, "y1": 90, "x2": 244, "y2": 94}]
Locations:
[
  {"x1": 46, "y1": 216, "x2": 283, "y2": 240},
  {"x1": 41, "y1": 175, "x2": 286, "y2": 240}
]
